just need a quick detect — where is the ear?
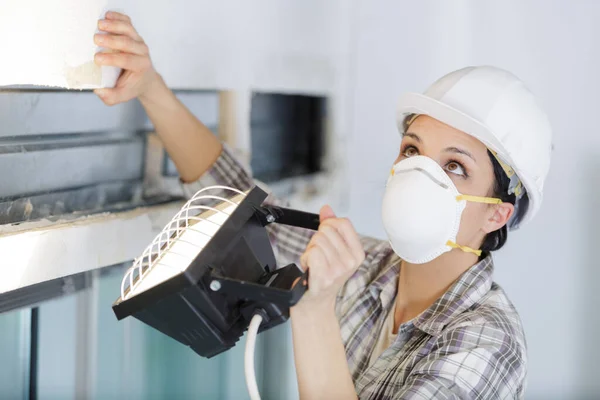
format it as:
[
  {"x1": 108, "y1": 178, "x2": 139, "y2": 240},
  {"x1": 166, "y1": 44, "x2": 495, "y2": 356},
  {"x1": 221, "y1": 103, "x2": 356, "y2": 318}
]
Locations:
[{"x1": 483, "y1": 202, "x2": 514, "y2": 234}]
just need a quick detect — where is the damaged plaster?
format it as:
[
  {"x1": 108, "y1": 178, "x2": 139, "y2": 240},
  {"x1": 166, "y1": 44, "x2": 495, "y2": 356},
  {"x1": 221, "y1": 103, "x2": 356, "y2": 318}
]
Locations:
[{"x1": 0, "y1": 0, "x2": 121, "y2": 89}]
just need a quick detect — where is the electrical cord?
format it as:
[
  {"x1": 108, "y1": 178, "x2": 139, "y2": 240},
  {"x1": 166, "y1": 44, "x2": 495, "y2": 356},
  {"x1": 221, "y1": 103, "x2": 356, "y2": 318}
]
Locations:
[{"x1": 245, "y1": 313, "x2": 264, "y2": 400}]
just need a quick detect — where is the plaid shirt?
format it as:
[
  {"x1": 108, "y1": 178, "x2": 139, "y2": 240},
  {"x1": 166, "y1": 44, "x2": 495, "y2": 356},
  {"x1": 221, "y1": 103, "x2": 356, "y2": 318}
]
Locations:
[{"x1": 183, "y1": 145, "x2": 528, "y2": 399}]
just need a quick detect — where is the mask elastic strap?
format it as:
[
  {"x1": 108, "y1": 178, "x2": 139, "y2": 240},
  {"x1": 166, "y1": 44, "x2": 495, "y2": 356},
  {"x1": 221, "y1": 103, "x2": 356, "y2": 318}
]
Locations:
[
  {"x1": 449, "y1": 194, "x2": 500, "y2": 257},
  {"x1": 446, "y1": 240, "x2": 482, "y2": 257},
  {"x1": 456, "y1": 194, "x2": 502, "y2": 204}
]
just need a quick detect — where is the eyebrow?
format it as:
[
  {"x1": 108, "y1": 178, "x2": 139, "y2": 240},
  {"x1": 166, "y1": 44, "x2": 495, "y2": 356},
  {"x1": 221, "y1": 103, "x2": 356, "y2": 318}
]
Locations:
[
  {"x1": 404, "y1": 132, "x2": 476, "y2": 162},
  {"x1": 444, "y1": 147, "x2": 477, "y2": 162},
  {"x1": 404, "y1": 132, "x2": 422, "y2": 143}
]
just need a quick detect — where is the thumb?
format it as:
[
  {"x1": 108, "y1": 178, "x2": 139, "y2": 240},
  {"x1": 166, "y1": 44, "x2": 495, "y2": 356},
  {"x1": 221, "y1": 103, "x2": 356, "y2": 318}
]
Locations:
[{"x1": 319, "y1": 204, "x2": 336, "y2": 223}]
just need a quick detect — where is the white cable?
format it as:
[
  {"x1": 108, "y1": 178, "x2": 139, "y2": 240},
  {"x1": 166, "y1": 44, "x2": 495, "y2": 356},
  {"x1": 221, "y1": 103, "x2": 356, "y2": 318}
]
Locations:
[{"x1": 245, "y1": 313, "x2": 264, "y2": 400}]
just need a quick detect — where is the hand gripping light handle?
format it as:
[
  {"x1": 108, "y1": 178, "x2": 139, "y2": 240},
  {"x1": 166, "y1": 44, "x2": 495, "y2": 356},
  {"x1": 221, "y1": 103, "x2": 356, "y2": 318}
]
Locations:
[{"x1": 209, "y1": 264, "x2": 308, "y2": 307}]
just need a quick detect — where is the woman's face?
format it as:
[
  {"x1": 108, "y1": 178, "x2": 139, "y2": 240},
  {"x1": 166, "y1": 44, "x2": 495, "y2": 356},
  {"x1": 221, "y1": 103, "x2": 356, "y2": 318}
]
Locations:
[{"x1": 394, "y1": 115, "x2": 513, "y2": 249}]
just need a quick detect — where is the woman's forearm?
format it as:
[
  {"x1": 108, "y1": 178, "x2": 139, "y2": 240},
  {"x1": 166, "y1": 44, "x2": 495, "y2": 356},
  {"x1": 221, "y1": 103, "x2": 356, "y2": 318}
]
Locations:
[
  {"x1": 291, "y1": 301, "x2": 357, "y2": 400},
  {"x1": 139, "y1": 74, "x2": 223, "y2": 183}
]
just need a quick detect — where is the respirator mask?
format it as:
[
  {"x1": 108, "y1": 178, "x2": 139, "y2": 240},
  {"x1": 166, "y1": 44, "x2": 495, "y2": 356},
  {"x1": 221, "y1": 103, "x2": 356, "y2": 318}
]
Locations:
[{"x1": 381, "y1": 155, "x2": 502, "y2": 264}]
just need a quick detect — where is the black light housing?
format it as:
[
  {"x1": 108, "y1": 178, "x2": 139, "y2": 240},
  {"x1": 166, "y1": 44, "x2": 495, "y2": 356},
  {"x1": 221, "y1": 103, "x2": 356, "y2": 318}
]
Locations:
[{"x1": 112, "y1": 185, "x2": 318, "y2": 358}]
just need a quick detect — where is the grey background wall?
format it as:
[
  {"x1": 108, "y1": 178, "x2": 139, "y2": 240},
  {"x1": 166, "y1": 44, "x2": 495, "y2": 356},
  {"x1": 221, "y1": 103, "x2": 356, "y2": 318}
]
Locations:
[{"x1": 344, "y1": 2, "x2": 599, "y2": 398}]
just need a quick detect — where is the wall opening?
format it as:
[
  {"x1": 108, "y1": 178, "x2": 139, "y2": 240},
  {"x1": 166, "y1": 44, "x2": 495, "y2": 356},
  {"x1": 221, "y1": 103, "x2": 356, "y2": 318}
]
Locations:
[{"x1": 250, "y1": 93, "x2": 326, "y2": 183}]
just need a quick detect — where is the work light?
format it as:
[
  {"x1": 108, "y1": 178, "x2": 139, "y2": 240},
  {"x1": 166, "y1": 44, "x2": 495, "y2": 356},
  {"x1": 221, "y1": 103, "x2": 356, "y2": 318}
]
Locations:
[{"x1": 112, "y1": 184, "x2": 319, "y2": 399}]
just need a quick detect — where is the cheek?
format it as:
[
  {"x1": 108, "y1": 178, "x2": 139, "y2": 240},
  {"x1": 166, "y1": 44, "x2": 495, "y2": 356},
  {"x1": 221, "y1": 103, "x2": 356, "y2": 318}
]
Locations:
[
  {"x1": 456, "y1": 202, "x2": 490, "y2": 241},
  {"x1": 452, "y1": 178, "x2": 478, "y2": 196}
]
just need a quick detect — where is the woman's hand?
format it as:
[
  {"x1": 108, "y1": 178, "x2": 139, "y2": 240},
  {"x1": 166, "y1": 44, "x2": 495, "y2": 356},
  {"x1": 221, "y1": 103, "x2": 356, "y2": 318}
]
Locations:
[
  {"x1": 93, "y1": 11, "x2": 162, "y2": 105},
  {"x1": 291, "y1": 205, "x2": 362, "y2": 400},
  {"x1": 296, "y1": 205, "x2": 365, "y2": 311}
]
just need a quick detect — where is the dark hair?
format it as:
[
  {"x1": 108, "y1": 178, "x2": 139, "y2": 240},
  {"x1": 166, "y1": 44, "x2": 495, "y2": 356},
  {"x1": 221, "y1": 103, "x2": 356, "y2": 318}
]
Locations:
[{"x1": 480, "y1": 151, "x2": 517, "y2": 252}]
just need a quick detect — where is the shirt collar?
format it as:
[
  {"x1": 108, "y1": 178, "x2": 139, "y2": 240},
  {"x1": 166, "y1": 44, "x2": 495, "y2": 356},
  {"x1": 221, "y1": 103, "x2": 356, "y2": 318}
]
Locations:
[
  {"x1": 369, "y1": 254, "x2": 401, "y2": 307},
  {"x1": 368, "y1": 254, "x2": 495, "y2": 336}
]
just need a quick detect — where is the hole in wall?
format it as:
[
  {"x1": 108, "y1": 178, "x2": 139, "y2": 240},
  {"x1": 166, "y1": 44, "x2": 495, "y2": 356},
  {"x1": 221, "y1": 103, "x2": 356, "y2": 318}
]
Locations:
[{"x1": 249, "y1": 93, "x2": 327, "y2": 183}]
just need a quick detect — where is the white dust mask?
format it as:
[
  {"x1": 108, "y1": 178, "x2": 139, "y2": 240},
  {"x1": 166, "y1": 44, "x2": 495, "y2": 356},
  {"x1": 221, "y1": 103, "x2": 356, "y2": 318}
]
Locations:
[{"x1": 381, "y1": 155, "x2": 502, "y2": 264}]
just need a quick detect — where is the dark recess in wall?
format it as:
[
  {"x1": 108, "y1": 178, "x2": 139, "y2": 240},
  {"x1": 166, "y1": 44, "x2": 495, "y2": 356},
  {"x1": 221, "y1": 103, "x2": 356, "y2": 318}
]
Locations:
[{"x1": 250, "y1": 93, "x2": 326, "y2": 183}]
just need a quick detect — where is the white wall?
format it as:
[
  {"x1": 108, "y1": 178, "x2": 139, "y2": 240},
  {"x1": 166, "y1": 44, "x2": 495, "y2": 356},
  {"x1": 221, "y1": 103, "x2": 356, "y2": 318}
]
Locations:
[
  {"x1": 344, "y1": 1, "x2": 600, "y2": 398},
  {"x1": 128, "y1": 0, "x2": 350, "y2": 94},
  {"x1": 0, "y1": 0, "x2": 349, "y2": 93}
]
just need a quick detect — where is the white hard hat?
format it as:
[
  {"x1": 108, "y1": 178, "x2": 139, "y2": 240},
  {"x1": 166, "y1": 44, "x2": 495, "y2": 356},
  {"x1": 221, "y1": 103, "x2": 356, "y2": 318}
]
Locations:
[{"x1": 396, "y1": 66, "x2": 553, "y2": 229}]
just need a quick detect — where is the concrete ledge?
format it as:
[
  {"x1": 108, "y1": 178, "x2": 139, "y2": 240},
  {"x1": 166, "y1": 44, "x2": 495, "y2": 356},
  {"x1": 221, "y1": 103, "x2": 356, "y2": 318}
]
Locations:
[{"x1": 0, "y1": 201, "x2": 183, "y2": 294}]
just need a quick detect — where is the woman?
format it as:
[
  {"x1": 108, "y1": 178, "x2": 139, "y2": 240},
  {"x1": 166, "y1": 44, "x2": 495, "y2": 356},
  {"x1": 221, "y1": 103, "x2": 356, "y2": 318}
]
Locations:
[{"x1": 94, "y1": 12, "x2": 552, "y2": 399}]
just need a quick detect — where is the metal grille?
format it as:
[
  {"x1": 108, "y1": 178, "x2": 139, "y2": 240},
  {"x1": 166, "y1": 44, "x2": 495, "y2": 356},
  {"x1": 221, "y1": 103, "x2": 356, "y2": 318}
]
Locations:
[{"x1": 121, "y1": 185, "x2": 246, "y2": 300}]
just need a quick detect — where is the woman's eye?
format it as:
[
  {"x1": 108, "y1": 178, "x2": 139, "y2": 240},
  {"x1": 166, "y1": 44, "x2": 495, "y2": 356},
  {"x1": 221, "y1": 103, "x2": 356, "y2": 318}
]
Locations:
[
  {"x1": 445, "y1": 161, "x2": 466, "y2": 176},
  {"x1": 403, "y1": 146, "x2": 419, "y2": 157}
]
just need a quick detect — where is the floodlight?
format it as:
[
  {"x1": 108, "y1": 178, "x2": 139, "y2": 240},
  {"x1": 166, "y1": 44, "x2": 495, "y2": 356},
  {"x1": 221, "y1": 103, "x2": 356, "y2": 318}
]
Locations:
[{"x1": 112, "y1": 184, "x2": 319, "y2": 400}]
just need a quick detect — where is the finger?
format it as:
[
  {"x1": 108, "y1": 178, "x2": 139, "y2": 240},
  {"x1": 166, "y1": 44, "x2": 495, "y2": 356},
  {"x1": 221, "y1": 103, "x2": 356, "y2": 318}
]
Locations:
[
  {"x1": 105, "y1": 11, "x2": 131, "y2": 23},
  {"x1": 319, "y1": 225, "x2": 355, "y2": 270},
  {"x1": 303, "y1": 230, "x2": 320, "y2": 254},
  {"x1": 95, "y1": 34, "x2": 148, "y2": 56},
  {"x1": 315, "y1": 231, "x2": 343, "y2": 268},
  {"x1": 95, "y1": 88, "x2": 134, "y2": 106},
  {"x1": 305, "y1": 248, "x2": 330, "y2": 291},
  {"x1": 299, "y1": 244, "x2": 310, "y2": 270},
  {"x1": 319, "y1": 204, "x2": 336, "y2": 223},
  {"x1": 95, "y1": 52, "x2": 150, "y2": 72},
  {"x1": 300, "y1": 238, "x2": 317, "y2": 270},
  {"x1": 324, "y1": 218, "x2": 365, "y2": 262},
  {"x1": 300, "y1": 245, "x2": 323, "y2": 272},
  {"x1": 302, "y1": 224, "x2": 338, "y2": 264},
  {"x1": 98, "y1": 19, "x2": 142, "y2": 42}
]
